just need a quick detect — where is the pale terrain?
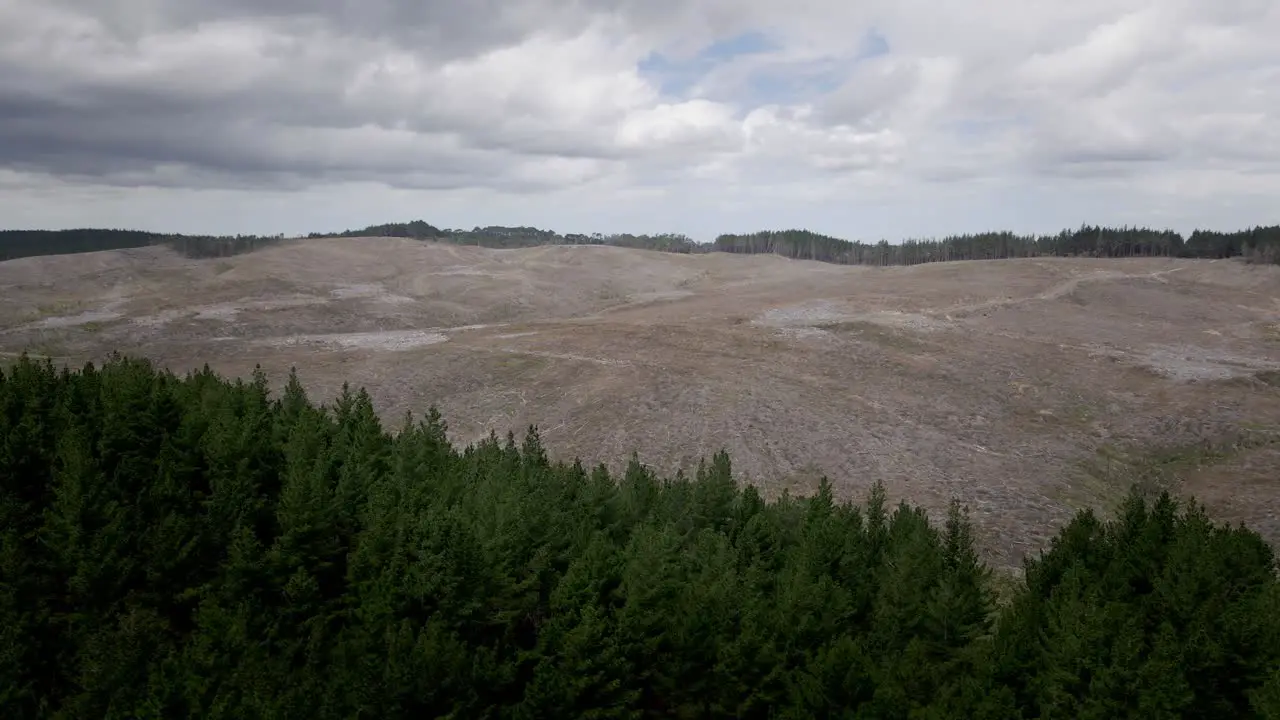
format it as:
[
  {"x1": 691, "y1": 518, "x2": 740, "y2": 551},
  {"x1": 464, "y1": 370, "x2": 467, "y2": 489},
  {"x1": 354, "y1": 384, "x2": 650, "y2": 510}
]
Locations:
[{"x1": 2, "y1": 238, "x2": 1278, "y2": 567}]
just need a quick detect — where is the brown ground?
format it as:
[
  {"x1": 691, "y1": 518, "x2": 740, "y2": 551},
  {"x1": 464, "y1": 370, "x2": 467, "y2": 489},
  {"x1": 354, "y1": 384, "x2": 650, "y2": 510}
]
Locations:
[{"x1": 2, "y1": 238, "x2": 1278, "y2": 567}]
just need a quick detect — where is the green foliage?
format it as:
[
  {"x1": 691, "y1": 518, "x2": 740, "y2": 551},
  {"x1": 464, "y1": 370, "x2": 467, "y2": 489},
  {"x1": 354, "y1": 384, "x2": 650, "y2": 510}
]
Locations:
[
  {"x1": 0, "y1": 229, "x2": 287, "y2": 261},
  {"x1": 714, "y1": 224, "x2": 1280, "y2": 265},
  {"x1": 0, "y1": 229, "x2": 160, "y2": 260},
  {"x1": 165, "y1": 234, "x2": 287, "y2": 258},
  {"x1": 306, "y1": 220, "x2": 700, "y2": 253},
  {"x1": 1, "y1": 355, "x2": 1277, "y2": 718}
]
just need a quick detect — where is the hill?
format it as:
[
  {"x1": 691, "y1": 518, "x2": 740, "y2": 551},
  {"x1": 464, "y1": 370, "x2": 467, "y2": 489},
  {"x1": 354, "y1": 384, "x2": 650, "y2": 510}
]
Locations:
[
  {"x1": 7, "y1": 222, "x2": 1278, "y2": 265},
  {"x1": 2, "y1": 238, "x2": 1278, "y2": 566},
  {"x1": 2, "y1": 354, "x2": 1277, "y2": 717}
]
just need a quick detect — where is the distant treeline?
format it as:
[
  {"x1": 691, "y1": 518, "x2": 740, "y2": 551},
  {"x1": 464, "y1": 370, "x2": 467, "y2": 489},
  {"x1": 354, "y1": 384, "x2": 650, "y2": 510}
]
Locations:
[
  {"x1": 166, "y1": 234, "x2": 288, "y2": 259},
  {"x1": 311, "y1": 220, "x2": 1280, "y2": 265},
  {"x1": 308, "y1": 221, "x2": 702, "y2": 253},
  {"x1": 713, "y1": 225, "x2": 1280, "y2": 266},
  {"x1": 0, "y1": 229, "x2": 161, "y2": 261},
  {"x1": 4, "y1": 222, "x2": 1279, "y2": 265},
  {"x1": 0, "y1": 229, "x2": 288, "y2": 261}
]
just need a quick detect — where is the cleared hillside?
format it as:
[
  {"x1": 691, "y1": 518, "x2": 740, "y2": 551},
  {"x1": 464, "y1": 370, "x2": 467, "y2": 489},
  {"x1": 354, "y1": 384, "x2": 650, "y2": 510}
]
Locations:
[{"x1": 2, "y1": 237, "x2": 1278, "y2": 565}]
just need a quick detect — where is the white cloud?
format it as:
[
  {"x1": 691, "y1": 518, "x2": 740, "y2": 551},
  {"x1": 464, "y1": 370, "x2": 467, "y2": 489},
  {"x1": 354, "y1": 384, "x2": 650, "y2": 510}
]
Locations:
[{"x1": 0, "y1": 0, "x2": 1277, "y2": 240}]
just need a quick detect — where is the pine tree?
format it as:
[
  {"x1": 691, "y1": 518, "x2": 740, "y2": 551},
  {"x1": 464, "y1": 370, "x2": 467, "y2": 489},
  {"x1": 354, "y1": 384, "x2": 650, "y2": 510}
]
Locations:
[{"x1": 6, "y1": 356, "x2": 1280, "y2": 717}]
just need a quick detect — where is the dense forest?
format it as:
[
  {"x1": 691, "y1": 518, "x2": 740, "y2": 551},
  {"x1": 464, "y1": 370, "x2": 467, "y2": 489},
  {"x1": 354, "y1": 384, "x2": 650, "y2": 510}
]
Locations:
[
  {"x1": 3, "y1": 222, "x2": 1279, "y2": 265},
  {"x1": 713, "y1": 225, "x2": 1280, "y2": 265},
  {"x1": 307, "y1": 220, "x2": 561, "y2": 248},
  {"x1": 0, "y1": 229, "x2": 160, "y2": 261},
  {"x1": 1, "y1": 355, "x2": 1277, "y2": 718},
  {"x1": 0, "y1": 230, "x2": 288, "y2": 261},
  {"x1": 308, "y1": 221, "x2": 701, "y2": 253},
  {"x1": 165, "y1": 234, "x2": 289, "y2": 259}
]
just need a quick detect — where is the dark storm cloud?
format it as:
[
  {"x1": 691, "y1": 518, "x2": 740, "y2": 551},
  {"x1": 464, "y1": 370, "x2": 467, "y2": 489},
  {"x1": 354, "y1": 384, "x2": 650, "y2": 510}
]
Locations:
[
  {"x1": 0, "y1": 84, "x2": 597, "y2": 193},
  {"x1": 0, "y1": 0, "x2": 637, "y2": 190},
  {"x1": 52, "y1": 0, "x2": 591, "y2": 59}
]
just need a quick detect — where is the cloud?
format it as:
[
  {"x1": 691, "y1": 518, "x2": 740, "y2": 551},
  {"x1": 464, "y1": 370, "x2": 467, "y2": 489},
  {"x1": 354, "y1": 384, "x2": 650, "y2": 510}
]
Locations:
[{"x1": 0, "y1": 0, "x2": 1278, "y2": 240}]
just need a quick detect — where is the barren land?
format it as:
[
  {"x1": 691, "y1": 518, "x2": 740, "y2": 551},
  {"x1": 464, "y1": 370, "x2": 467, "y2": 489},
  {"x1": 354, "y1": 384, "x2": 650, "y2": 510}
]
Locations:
[{"x1": 3, "y1": 238, "x2": 1278, "y2": 567}]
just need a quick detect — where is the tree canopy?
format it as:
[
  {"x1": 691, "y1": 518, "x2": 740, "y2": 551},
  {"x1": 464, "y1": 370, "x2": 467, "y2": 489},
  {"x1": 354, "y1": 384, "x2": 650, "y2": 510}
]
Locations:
[
  {"x1": 1, "y1": 355, "x2": 1277, "y2": 718},
  {"x1": 713, "y1": 224, "x2": 1280, "y2": 265},
  {"x1": 0, "y1": 230, "x2": 288, "y2": 261}
]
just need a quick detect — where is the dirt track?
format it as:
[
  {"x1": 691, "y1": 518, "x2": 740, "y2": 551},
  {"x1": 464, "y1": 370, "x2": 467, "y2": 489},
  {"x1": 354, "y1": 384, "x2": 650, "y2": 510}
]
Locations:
[{"x1": 2, "y1": 238, "x2": 1278, "y2": 566}]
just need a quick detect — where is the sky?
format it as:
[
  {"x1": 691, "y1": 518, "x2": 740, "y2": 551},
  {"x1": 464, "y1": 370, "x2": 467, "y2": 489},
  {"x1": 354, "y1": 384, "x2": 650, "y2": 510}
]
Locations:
[{"x1": 0, "y1": 0, "x2": 1277, "y2": 242}]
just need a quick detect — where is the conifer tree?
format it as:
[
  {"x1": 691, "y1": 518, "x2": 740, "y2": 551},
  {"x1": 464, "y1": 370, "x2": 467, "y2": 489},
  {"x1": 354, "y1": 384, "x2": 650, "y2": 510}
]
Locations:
[{"x1": 3, "y1": 355, "x2": 1279, "y2": 718}]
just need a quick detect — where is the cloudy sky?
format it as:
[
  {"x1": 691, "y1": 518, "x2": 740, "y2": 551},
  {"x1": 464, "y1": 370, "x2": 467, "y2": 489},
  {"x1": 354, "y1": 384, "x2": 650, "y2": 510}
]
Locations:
[{"x1": 1, "y1": 0, "x2": 1277, "y2": 241}]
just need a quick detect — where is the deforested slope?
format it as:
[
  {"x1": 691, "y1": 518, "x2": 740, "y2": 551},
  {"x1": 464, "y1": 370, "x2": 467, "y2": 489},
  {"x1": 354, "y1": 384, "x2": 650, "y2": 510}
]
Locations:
[
  {"x1": 2, "y1": 356, "x2": 1278, "y2": 718},
  {"x1": 2, "y1": 238, "x2": 1278, "y2": 565}
]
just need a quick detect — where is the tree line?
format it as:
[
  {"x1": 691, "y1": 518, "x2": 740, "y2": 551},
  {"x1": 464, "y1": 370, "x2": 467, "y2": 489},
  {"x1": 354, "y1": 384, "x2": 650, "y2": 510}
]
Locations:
[
  {"x1": 713, "y1": 225, "x2": 1280, "y2": 266},
  {"x1": 0, "y1": 229, "x2": 161, "y2": 261},
  {"x1": 1, "y1": 354, "x2": 1277, "y2": 718},
  {"x1": 307, "y1": 221, "x2": 701, "y2": 253},
  {"x1": 165, "y1": 234, "x2": 289, "y2": 259},
  {"x1": 3, "y1": 222, "x2": 1279, "y2": 265},
  {"x1": 0, "y1": 230, "x2": 289, "y2": 261}
]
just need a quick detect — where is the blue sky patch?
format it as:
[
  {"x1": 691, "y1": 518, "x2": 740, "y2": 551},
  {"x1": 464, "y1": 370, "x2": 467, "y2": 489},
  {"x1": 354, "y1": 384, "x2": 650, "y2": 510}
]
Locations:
[
  {"x1": 638, "y1": 28, "x2": 890, "y2": 103},
  {"x1": 857, "y1": 29, "x2": 891, "y2": 60},
  {"x1": 638, "y1": 31, "x2": 776, "y2": 97},
  {"x1": 745, "y1": 62, "x2": 846, "y2": 105},
  {"x1": 635, "y1": 52, "x2": 697, "y2": 96},
  {"x1": 700, "y1": 30, "x2": 775, "y2": 61}
]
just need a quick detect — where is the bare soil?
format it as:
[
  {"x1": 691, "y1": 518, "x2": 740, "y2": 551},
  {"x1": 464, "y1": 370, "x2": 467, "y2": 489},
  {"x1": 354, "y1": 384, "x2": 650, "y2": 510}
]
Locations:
[{"x1": 2, "y1": 238, "x2": 1278, "y2": 567}]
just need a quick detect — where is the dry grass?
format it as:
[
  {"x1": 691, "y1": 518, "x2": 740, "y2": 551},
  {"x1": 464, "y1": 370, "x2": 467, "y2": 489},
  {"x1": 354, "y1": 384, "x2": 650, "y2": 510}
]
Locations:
[{"x1": 2, "y1": 239, "x2": 1278, "y2": 567}]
